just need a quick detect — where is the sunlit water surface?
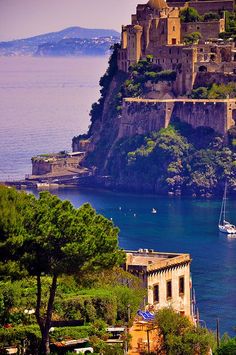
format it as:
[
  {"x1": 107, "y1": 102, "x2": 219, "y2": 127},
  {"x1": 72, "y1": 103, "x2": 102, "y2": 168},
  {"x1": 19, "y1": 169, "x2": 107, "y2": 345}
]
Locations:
[
  {"x1": 1, "y1": 56, "x2": 236, "y2": 335},
  {"x1": 28, "y1": 187, "x2": 236, "y2": 336},
  {"x1": 0, "y1": 56, "x2": 108, "y2": 180}
]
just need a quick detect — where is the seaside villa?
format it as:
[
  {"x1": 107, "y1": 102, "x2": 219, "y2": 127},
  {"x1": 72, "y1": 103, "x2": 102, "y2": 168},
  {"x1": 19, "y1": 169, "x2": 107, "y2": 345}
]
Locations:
[{"x1": 125, "y1": 249, "x2": 192, "y2": 317}]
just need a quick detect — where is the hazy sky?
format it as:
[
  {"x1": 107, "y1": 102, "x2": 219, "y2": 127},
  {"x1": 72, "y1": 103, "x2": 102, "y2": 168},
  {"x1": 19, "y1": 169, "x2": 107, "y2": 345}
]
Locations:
[{"x1": 0, "y1": 0, "x2": 148, "y2": 41}]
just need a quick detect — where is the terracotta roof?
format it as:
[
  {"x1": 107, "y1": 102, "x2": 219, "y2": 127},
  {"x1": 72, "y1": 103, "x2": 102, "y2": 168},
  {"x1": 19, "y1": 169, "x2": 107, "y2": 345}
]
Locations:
[{"x1": 147, "y1": 0, "x2": 168, "y2": 9}]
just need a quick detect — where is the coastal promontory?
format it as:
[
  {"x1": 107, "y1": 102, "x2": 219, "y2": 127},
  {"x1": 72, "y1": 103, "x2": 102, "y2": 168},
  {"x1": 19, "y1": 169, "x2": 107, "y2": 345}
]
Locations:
[{"x1": 73, "y1": 0, "x2": 236, "y2": 197}]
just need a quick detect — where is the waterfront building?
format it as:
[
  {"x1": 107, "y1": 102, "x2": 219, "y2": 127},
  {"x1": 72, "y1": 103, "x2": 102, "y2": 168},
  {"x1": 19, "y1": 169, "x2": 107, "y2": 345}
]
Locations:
[{"x1": 125, "y1": 249, "x2": 192, "y2": 316}]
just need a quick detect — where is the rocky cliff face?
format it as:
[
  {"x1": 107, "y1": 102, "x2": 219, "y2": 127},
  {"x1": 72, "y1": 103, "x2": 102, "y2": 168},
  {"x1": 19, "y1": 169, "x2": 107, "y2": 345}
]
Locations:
[
  {"x1": 73, "y1": 46, "x2": 128, "y2": 171},
  {"x1": 72, "y1": 50, "x2": 236, "y2": 196}
]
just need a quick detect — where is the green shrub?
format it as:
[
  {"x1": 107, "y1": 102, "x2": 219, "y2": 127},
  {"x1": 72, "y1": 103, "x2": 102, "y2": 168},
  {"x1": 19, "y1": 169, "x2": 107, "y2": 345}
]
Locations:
[
  {"x1": 155, "y1": 308, "x2": 216, "y2": 354},
  {"x1": 0, "y1": 325, "x2": 41, "y2": 351},
  {"x1": 184, "y1": 31, "x2": 202, "y2": 45},
  {"x1": 216, "y1": 337, "x2": 236, "y2": 354},
  {"x1": 203, "y1": 12, "x2": 220, "y2": 22},
  {"x1": 180, "y1": 7, "x2": 202, "y2": 22}
]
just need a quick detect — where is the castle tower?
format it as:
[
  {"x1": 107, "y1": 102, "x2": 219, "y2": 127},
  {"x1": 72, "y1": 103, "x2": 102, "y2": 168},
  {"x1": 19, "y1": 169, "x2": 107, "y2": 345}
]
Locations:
[
  {"x1": 147, "y1": 0, "x2": 168, "y2": 10},
  {"x1": 117, "y1": 0, "x2": 180, "y2": 72},
  {"x1": 126, "y1": 25, "x2": 143, "y2": 66}
]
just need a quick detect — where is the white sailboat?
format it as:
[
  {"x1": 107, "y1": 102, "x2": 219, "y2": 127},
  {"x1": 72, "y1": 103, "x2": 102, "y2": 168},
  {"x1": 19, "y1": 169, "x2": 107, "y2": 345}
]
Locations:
[{"x1": 218, "y1": 183, "x2": 236, "y2": 234}]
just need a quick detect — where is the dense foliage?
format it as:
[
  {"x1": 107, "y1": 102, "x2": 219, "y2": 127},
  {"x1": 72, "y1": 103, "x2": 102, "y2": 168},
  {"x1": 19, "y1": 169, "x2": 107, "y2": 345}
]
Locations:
[
  {"x1": 114, "y1": 57, "x2": 176, "y2": 112},
  {"x1": 0, "y1": 267, "x2": 144, "y2": 353},
  {"x1": 107, "y1": 123, "x2": 236, "y2": 196},
  {"x1": 180, "y1": 7, "x2": 221, "y2": 24},
  {"x1": 0, "y1": 187, "x2": 125, "y2": 354},
  {"x1": 191, "y1": 82, "x2": 236, "y2": 99},
  {"x1": 219, "y1": 10, "x2": 236, "y2": 40},
  {"x1": 216, "y1": 336, "x2": 236, "y2": 354},
  {"x1": 72, "y1": 43, "x2": 120, "y2": 146},
  {"x1": 89, "y1": 43, "x2": 120, "y2": 125},
  {"x1": 184, "y1": 31, "x2": 202, "y2": 45},
  {"x1": 180, "y1": 7, "x2": 202, "y2": 23},
  {"x1": 155, "y1": 308, "x2": 216, "y2": 355}
]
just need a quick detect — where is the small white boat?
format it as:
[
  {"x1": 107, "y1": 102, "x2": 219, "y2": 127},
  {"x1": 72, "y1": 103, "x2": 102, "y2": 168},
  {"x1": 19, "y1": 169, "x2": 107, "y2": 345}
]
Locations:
[
  {"x1": 152, "y1": 208, "x2": 157, "y2": 214},
  {"x1": 218, "y1": 183, "x2": 236, "y2": 234}
]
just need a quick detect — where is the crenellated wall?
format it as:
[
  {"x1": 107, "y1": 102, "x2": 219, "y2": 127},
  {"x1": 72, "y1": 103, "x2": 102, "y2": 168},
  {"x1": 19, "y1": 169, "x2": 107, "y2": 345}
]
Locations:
[{"x1": 117, "y1": 98, "x2": 236, "y2": 139}]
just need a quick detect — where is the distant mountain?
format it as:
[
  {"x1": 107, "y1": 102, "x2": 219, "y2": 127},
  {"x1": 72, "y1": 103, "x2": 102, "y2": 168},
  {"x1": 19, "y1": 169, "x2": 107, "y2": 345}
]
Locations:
[{"x1": 0, "y1": 27, "x2": 120, "y2": 56}]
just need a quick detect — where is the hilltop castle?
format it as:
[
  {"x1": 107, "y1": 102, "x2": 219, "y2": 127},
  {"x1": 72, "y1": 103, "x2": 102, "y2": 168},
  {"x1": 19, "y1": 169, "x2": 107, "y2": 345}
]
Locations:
[
  {"x1": 72, "y1": 0, "x2": 236, "y2": 183},
  {"x1": 117, "y1": 0, "x2": 235, "y2": 95}
]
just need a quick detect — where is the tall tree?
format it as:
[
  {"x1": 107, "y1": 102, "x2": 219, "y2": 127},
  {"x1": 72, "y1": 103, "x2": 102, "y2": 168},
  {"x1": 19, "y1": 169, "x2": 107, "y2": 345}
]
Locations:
[{"x1": 0, "y1": 187, "x2": 124, "y2": 354}]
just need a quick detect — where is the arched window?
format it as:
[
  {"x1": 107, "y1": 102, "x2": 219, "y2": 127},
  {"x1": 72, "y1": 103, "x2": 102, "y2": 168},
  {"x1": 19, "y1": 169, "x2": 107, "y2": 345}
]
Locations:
[
  {"x1": 199, "y1": 65, "x2": 207, "y2": 72},
  {"x1": 210, "y1": 54, "x2": 216, "y2": 62}
]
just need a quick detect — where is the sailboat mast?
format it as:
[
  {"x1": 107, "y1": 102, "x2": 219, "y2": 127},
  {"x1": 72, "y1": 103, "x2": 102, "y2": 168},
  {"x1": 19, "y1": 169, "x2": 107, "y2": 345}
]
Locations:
[
  {"x1": 219, "y1": 183, "x2": 227, "y2": 225},
  {"x1": 223, "y1": 183, "x2": 227, "y2": 223}
]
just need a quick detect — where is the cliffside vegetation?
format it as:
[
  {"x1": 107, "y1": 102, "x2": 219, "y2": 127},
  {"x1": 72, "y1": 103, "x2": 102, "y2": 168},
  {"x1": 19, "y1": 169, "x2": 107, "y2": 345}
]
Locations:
[
  {"x1": 107, "y1": 122, "x2": 236, "y2": 196},
  {"x1": 183, "y1": 31, "x2": 202, "y2": 45},
  {"x1": 220, "y1": 9, "x2": 236, "y2": 40},
  {"x1": 190, "y1": 82, "x2": 236, "y2": 99},
  {"x1": 75, "y1": 27, "x2": 236, "y2": 196},
  {"x1": 114, "y1": 57, "x2": 176, "y2": 112},
  {"x1": 80, "y1": 53, "x2": 177, "y2": 171},
  {"x1": 180, "y1": 7, "x2": 220, "y2": 23}
]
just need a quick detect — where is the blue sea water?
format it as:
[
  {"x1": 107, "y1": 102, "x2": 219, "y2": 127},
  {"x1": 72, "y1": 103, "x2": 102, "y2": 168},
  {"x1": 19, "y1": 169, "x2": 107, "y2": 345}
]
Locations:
[
  {"x1": 28, "y1": 187, "x2": 236, "y2": 336},
  {"x1": 0, "y1": 56, "x2": 108, "y2": 180},
  {"x1": 0, "y1": 56, "x2": 236, "y2": 336}
]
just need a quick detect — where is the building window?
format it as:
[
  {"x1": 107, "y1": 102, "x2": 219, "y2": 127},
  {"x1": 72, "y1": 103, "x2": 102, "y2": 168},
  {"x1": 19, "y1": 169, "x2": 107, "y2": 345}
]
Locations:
[
  {"x1": 179, "y1": 276, "x2": 185, "y2": 295},
  {"x1": 153, "y1": 284, "x2": 159, "y2": 303},
  {"x1": 169, "y1": 49, "x2": 171, "y2": 54},
  {"x1": 166, "y1": 280, "x2": 172, "y2": 299},
  {"x1": 173, "y1": 26, "x2": 175, "y2": 32}
]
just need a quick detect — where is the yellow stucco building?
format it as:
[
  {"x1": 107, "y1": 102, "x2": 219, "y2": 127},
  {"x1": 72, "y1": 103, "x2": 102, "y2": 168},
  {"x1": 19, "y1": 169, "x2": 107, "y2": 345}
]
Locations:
[{"x1": 125, "y1": 249, "x2": 192, "y2": 316}]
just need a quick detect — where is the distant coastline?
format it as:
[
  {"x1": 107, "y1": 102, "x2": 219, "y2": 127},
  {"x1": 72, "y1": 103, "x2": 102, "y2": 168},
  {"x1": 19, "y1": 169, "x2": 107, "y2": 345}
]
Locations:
[{"x1": 0, "y1": 26, "x2": 120, "y2": 57}]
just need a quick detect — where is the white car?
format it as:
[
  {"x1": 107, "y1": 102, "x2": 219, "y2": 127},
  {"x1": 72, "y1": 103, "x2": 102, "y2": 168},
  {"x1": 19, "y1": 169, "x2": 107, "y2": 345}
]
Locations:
[{"x1": 73, "y1": 347, "x2": 94, "y2": 354}]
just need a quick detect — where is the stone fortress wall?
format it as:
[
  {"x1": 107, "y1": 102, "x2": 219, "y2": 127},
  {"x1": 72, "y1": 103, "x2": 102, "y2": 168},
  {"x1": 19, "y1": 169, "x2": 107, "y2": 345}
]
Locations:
[
  {"x1": 167, "y1": 0, "x2": 234, "y2": 15},
  {"x1": 115, "y1": 0, "x2": 236, "y2": 140},
  {"x1": 117, "y1": 98, "x2": 236, "y2": 139},
  {"x1": 181, "y1": 19, "x2": 225, "y2": 42}
]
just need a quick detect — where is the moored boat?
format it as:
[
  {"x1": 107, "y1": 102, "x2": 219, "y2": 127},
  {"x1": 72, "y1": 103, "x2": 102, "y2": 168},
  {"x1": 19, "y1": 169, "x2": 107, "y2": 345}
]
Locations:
[{"x1": 218, "y1": 183, "x2": 236, "y2": 234}]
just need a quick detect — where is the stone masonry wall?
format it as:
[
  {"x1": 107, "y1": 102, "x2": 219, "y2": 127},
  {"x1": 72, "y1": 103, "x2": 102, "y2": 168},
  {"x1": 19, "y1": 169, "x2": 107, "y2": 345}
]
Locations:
[
  {"x1": 117, "y1": 101, "x2": 168, "y2": 139},
  {"x1": 181, "y1": 20, "x2": 224, "y2": 42},
  {"x1": 167, "y1": 0, "x2": 234, "y2": 15},
  {"x1": 32, "y1": 156, "x2": 81, "y2": 176},
  {"x1": 194, "y1": 72, "x2": 236, "y2": 88},
  {"x1": 117, "y1": 98, "x2": 236, "y2": 139},
  {"x1": 172, "y1": 101, "x2": 228, "y2": 133}
]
